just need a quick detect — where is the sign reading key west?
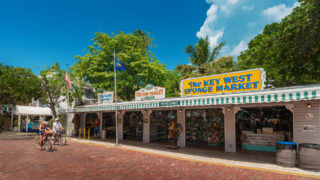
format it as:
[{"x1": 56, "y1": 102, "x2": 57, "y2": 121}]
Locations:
[{"x1": 180, "y1": 68, "x2": 265, "y2": 97}]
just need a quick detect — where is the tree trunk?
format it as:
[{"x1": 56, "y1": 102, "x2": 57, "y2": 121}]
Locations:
[{"x1": 49, "y1": 103, "x2": 57, "y2": 119}]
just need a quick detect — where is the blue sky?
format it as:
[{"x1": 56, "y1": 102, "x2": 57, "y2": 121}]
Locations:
[{"x1": 0, "y1": 0, "x2": 299, "y2": 74}]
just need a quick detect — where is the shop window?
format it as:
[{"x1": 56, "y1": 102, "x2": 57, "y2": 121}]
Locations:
[
  {"x1": 102, "y1": 112, "x2": 115, "y2": 136},
  {"x1": 236, "y1": 106, "x2": 293, "y2": 152},
  {"x1": 186, "y1": 108, "x2": 224, "y2": 147},
  {"x1": 150, "y1": 110, "x2": 177, "y2": 142},
  {"x1": 123, "y1": 112, "x2": 143, "y2": 140}
]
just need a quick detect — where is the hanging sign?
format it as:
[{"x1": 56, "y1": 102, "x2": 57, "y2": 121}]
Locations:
[
  {"x1": 180, "y1": 68, "x2": 266, "y2": 97},
  {"x1": 135, "y1": 85, "x2": 165, "y2": 101},
  {"x1": 98, "y1": 92, "x2": 113, "y2": 104}
]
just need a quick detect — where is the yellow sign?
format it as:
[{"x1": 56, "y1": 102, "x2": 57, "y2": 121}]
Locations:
[{"x1": 180, "y1": 68, "x2": 265, "y2": 97}]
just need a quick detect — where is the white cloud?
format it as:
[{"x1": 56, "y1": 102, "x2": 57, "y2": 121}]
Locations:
[
  {"x1": 230, "y1": 40, "x2": 248, "y2": 57},
  {"x1": 196, "y1": 4, "x2": 224, "y2": 47},
  {"x1": 197, "y1": 0, "x2": 241, "y2": 47},
  {"x1": 263, "y1": 2, "x2": 300, "y2": 22},
  {"x1": 242, "y1": 5, "x2": 254, "y2": 11}
]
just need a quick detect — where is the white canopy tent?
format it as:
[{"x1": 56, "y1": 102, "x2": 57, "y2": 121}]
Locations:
[{"x1": 12, "y1": 105, "x2": 52, "y2": 132}]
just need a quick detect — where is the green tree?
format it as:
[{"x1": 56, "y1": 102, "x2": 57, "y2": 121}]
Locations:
[
  {"x1": 40, "y1": 63, "x2": 84, "y2": 118},
  {"x1": 184, "y1": 37, "x2": 226, "y2": 75},
  {"x1": 0, "y1": 63, "x2": 42, "y2": 106},
  {"x1": 238, "y1": 0, "x2": 320, "y2": 87},
  {"x1": 73, "y1": 30, "x2": 168, "y2": 101},
  {"x1": 164, "y1": 71, "x2": 181, "y2": 98}
]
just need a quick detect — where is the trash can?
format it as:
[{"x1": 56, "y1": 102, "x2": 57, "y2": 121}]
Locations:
[
  {"x1": 101, "y1": 129, "x2": 106, "y2": 140},
  {"x1": 276, "y1": 141, "x2": 297, "y2": 167},
  {"x1": 298, "y1": 143, "x2": 320, "y2": 171}
]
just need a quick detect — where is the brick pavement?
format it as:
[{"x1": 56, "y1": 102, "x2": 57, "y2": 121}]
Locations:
[{"x1": 0, "y1": 139, "x2": 318, "y2": 180}]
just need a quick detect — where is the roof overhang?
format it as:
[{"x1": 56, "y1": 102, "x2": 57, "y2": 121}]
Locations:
[
  {"x1": 13, "y1": 105, "x2": 52, "y2": 116},
  {"x1": 60, "y1": 84, "x2": 320, "y2": 113}
]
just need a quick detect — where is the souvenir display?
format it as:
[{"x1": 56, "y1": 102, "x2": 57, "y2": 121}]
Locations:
[
  {"x1": 236, "y1": 107, "x2": 293, "y2": 151},
  {"x1": 123, "y1": 112, "x2": 143, "y2": 140},
  {"x1": 186, "y1": 109, "x2": 224, "y2": 147},
  {"x1": 150, "y1": 110, "x2": 177, "y2": 141}
]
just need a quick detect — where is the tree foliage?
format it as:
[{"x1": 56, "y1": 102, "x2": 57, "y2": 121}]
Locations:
[
  {"x1": 40, "y1": 63, "x2": 84, "y2": 118},
  {"x1": 73, "y1": 30, "x2": 168, "y2": 101},
  {"x1": 238, "y1": 0, "x2": 320, "y2": 87},
  {"x1": 0, "y1": 63, "x2": 42, "y2": 105}
]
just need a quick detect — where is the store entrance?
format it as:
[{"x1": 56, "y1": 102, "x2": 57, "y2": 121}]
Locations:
[
  {"x1": 150, "y1": 110, "x2": 177, "y2": 143},
  {"x1": 85, "y1": 113, "x2": 98, "y2": 137},
  {"x1": 102, "y1": 112, "x2": 115, "y2": 138},
  {"x1": 236, "y1": 106, "x2": 293, "y2": 152},
  {"x1": 186, "y1": 108, "x2": 224, "y2": 150},
  {"x1": 123, "y1": 111, "x2": 143, "y2": 141}
]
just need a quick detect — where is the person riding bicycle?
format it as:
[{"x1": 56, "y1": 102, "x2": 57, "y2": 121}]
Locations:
[
  {"x1": 38, "y1": 121, "x2": 51, "y2": 151},
  {"x1": 52, "y1": 118, "x2": 64, "y2": 139}
]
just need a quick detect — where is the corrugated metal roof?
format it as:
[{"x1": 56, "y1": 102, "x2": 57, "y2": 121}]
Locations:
[{"x1": 14, "y1": 105, "x2": 52, "y2": 116}]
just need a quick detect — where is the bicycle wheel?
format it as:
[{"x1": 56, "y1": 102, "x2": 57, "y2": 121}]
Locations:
[
  {"x1": 59, "y1": 134, "x2": 66, "y2": 146},
  {"x1": 45, "y1": 138, "x2": 52, "y2": 152}
]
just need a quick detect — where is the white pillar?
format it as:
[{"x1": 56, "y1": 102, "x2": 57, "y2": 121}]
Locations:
[
  {"x1": 26, "y1": 115, "x2": 29, "y2": 133},
  {"x1": 18, "y1": 115, "x2": 21, "y2": 132},
  {"x1": 177, "y1": 108, "x2": 186, "y2": 147},
  {"x1": 224, "y1": 107, "x2": 236, "y2": 152},
  {"x1": 66, "y1": 113, "x2": 75, "y2": 136},
  {"x1": 80, "y1": 113, "x2": 86, "y2": 135},
  {"x1": 117, "y1": 111, "x2": 124, "y2": 140},
  {"x1": 142, "y1": 110, "x2": 152, "y2": 143}
]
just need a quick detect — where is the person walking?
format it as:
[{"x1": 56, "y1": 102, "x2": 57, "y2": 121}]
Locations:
[{"x1": 94, "y1": 119, "x2": 100, "y2": 137}]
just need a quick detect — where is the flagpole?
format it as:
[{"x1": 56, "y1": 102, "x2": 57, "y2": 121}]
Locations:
[
  {"x1": 66, "y1": 64, "x2": 70, "y2": 111},
  {"x1": 114, "y1": 50, "x2": 119, "y2": 146}
]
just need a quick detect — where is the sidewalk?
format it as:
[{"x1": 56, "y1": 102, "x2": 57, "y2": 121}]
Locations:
[
  {"x1": 0, "y1": 131, "x2": 36, "y2": 140},
  {"x1": 71, "y1": 137, "x2": 320, "y2": 178}
]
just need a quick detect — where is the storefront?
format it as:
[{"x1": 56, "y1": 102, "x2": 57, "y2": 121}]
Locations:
[
  {"x1": 102, "y1": 112, "x2": 115, "y2": 138},
  {"x1": 150, "y1": 110, "x2": 177, "y2": 143},
  {"x1": 186, "y1": 108, "x2": 224, "y2": 150},
  {"x1": 13, "y1": 105, "x2": 52, "y2": 132},
  {"x1": 62, "y1": 69, "x2": 320, "y2": 154},
  {"x1": 123, "y1": 111, "x2": 143, "y2": 141},
  {"x1": 236, "y1": 106, "x2": 293, "y2": 152}
]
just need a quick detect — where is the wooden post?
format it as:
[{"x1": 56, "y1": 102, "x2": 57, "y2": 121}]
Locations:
[{"x1": 79, "y1": 128, "x2": 81, "y2": 139}]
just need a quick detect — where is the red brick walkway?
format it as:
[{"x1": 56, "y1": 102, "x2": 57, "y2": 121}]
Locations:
[{"x1": 0, "y1": 139, "x2": 317, "y2": 180}]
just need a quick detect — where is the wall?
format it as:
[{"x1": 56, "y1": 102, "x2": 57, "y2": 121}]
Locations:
[
  {"x1": 224, "y1": 107, "x2": 236, "y2": 152},
  {"x1": 293, "y1": 100, "x2": 320, "y2": 145}
]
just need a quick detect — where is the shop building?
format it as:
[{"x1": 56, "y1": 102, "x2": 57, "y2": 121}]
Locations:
[{"x1": 63, "y1": 69, "x2": 320, "y2": 153}]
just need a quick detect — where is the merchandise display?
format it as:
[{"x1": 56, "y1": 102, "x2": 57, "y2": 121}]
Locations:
[
  {"x1": 150, "y1": 110, "x2": 177, "y2": 141},
  {"x1": 102, "y1": 112, "x2": 115, "y2": 136},
  {"x1": 186, "y1": 109, "x2": 224, "y2": 147},
  {"x1": 123, "y1": 112, "x2": 143, "y2": 140},
  {"x1": 236, "y1": 107, "x2": 293, "y2": 152}
]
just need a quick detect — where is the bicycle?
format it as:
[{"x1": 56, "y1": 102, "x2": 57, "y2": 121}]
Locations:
[
  {"x1": 35, "y1": 130, "x2": 53, "y2": 152},
  {"x1": 52, "y1": 129, "x2": 66, "y2": 146}
]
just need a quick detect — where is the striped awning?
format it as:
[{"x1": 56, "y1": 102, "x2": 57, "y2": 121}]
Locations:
[{"x1": 60, "y1": 84, "x2": 320, "y2": 113}]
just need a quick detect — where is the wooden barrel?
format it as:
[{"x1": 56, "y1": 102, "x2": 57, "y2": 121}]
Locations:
[
  {"x1": 298, "y1": 143, "x2": 320, "y2": 171},
  {"x1": 276, "y1": 141, "x2": 297, "y2": 167}
]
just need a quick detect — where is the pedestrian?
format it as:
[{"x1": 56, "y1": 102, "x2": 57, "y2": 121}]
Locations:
[{"x1": 94, "y1": 119, "x2": 100, "y2": 137}]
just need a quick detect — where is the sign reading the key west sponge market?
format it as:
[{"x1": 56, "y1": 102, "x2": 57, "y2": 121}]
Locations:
[
  {"x1": 180, "y1": 68, "x2": 265, "y2": 97},
  {"x1": 135, "y1": 85, "x2": 165, "y2": 101}
]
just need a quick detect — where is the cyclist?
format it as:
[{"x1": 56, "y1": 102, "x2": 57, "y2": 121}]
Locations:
[
  {"x1": 38, "y1": 121, "x2": 50, "y2": 151},
  {"x1": 52, "y1": 118, "x2": 64, "y2": 138}
]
